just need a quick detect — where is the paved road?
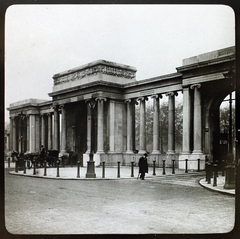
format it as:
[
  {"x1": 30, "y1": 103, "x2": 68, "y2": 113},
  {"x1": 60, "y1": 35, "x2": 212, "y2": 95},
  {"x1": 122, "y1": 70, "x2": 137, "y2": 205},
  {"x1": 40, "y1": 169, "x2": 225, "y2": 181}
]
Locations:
[{"x1": 4, "y1": 168, "x2": 235, "y2": 234}]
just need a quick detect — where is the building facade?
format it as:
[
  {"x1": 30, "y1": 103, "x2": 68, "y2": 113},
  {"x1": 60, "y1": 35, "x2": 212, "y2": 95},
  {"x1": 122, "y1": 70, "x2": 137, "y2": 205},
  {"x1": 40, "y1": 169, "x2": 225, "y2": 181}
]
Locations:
[{"x1": 7, "y1": 46, "x2": 236, "y2": 169}]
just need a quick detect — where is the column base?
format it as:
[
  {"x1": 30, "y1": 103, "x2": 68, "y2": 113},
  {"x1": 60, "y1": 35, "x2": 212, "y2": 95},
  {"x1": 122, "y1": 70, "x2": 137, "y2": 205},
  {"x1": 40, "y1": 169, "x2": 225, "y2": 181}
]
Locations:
[
  {"x1": 192, "y1": 150, "x2": 203, "y2": 154},
  {"x1": 138, "y1": 150, "x2": 146, "y2": 155},
  {"x1": 96, "y1": 150, "x2": 105, "y2": 154},
  {"x1": 125, "y1": 150, "x2": 134, "y2": 154},
  {"x1": 166, "y1": 150, "x2": 175, "y2": 154},
  {"x1": 151, "y1": 150, "x2": 160, "y2": 154}
]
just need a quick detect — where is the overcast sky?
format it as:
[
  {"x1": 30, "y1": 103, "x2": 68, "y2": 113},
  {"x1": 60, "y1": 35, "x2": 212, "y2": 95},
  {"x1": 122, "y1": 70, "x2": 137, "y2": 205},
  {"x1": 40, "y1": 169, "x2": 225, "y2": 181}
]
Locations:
[{"x1": 5, "y1": 4, "x2": 235, "y2": 122}]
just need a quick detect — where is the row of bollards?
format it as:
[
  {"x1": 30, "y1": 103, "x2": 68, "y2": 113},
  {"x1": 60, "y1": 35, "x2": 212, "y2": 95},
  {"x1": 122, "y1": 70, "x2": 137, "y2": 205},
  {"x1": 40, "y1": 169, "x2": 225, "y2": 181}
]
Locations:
[{"x1": 14, "y1": 158, "x2": 202, "y2": 178}]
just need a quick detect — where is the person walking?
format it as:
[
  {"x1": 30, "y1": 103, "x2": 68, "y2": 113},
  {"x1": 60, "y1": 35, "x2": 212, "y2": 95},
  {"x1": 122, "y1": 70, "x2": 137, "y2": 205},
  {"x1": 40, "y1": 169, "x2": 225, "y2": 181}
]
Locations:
[{"x1": 138, "y1": 153, "x2": 148, "y2": 180}]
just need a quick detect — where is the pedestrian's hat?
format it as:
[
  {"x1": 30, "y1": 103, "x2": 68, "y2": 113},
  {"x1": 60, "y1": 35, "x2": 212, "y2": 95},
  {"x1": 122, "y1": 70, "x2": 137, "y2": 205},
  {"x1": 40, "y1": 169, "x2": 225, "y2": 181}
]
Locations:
[{"x1": 144, "y1": 153, "x2": 148, "y2": 157}]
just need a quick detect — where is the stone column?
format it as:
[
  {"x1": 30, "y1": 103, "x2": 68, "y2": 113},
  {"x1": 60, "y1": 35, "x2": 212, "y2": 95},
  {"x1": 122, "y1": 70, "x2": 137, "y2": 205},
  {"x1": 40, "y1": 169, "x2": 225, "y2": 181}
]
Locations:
[
  {"x1": 96, "y1": 97, "x2": 107, "y2": 154},
  {"x1": 109, "y1": 100, "x2": 115, "y2": 153},
  {"x1": 26, "y1": 115, "x2": 30, "y2": 152},
  {"x1": 125, "y1": 99, "x2": 134, "y2": 154},
  {"x1": 138, "y1": 97, "x2": 148, "y2": 154},
  {"x1": 60, "y1": 105, "x2": 67, "y2": 154},
  {"x1": 47, "y1": 113, "x2": 52, "y2": 150},
  {"x1": 182, "y1": 87, "x2": 192, "y2": 154},
  {"x1": 41, "y1": 114, "x2": 46, "y2": 147},
  {"x1": 166, "y1": 92, "x2": 177, "y2": 154},
  {"x1": 191, "y1": 84, "x2": 202, "y2": 154},
  {"x1": 12, "y1": 117, "x2": 17, "y2": 151},
  {"x1": 53, "y1": 106, "x2": 60, "y2": 151},
  {"x1": 29, "y1": 114, "x2": 36, "y2": 153},
  {"x1": 86, "y1": 103, "x2": 92, "y2": 154},
  {"x1": 18, "y1": 117, "x2": 22, "y2": 153},
  {"x1": 35, "y1": 115, "x2": 41, "y2": 152},
  {"x1": 9, "y1": 117, "x2": 13, "y2": 152},
  {"x1": 151, "y1": 94, "x2": 162, "y2": 154}
]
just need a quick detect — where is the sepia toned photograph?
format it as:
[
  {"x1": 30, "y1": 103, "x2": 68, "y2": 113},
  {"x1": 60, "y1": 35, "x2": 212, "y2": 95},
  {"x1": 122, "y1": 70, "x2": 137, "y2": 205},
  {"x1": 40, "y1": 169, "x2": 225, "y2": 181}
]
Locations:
[{"x1": 4, "y1": 4, "x2": 237, "y2": 235}]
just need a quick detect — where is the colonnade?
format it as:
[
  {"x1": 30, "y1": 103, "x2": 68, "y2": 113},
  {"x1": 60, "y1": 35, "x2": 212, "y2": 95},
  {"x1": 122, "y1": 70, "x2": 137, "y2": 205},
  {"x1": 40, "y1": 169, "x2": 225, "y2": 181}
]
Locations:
[
  {"x1": 9, "y1": 112, "x2": 53, "y2": 154},
  {"x1": 8, "y1": 84, "x2": 203, "y2": 159}
]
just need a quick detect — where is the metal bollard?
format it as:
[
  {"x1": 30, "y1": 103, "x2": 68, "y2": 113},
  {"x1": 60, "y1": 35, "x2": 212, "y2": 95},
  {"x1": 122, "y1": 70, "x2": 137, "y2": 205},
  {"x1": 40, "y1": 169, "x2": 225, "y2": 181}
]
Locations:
[
  {"x1": 185, "y1": 159, "x2": 188, "y2": 173},
  {"x1": 8, "y1": 157, "x2": 10, "y2": 168},
  {"x1": 213, "y1": 164, "x2": 217, "y2": 186},
  {"x1": 15, "y1": 159, "x2": 18, "y2": 173},
  {"x1": 44, "y1": 160, "x2": 47, "y2": 176},
  {"x1": 197, "y1": 159, "x2": 200, "y2": 172},
  {"x1": 131, "y1": 161, "x2": 134, "y2": 177},
  {"x1": 153, "y1": 159, "x2": 156, "y2": 176},
  {"x1": 162, "y1": 160, "x2": 166, "y2": 175},
  {"x1": 207, "y1": 163, "x2": 211, "y2": 184},
  {"x1": 23, "y1": 160, "x2": 26, "y2": 174},
  {"x1": 117, "y1": 161, "x2": 120, "y2": 178},
  {"x1": 222, "y1": 160, "x2": 225, "y2": 176},
  {"x1": 205, "y1": 162, "x2": 209, "y2": 181},
  {"x1": 56, "y1": 160, "x2": 60, "y2": 177},
  {"x1": 172, "y1": 159, "x2": 175, "y2": 174},
  {"x1": 33, "y1": 160, "x2": 36, "y2": 175},
  {"x1": 77, "y1": 161, "x2": 80, "y2": 178},
  {"x1": 102, "y1": 161, "x2": 105, "y2": 178}
]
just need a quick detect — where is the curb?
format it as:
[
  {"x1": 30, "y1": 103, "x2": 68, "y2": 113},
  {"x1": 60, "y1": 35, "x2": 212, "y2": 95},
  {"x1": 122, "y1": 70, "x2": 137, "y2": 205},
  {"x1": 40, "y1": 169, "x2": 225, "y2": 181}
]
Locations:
[
  {"x1": 198, "y1": 178, "x2": 235, "y2": 196},
  {"x1": 9, "y1": 170, "x2": 205, "y2": 181}
]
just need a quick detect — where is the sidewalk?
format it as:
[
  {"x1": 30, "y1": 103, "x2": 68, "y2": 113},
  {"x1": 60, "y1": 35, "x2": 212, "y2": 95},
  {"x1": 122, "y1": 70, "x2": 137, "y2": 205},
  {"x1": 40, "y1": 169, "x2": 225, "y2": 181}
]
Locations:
[
  {"x1": 5, "y1": 161, "x2": 235, "y2": 196},
  {"x1": 199, "y1": 176, "x2": 235, "y2": 196},
  {"x1": 6, "y1": 161, "x2": 202, "y2": 180}
]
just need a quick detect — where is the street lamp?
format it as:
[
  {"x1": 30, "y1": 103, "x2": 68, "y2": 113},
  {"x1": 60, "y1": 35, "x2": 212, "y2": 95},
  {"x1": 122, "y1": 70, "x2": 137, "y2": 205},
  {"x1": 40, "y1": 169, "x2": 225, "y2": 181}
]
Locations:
[{"x1": 86, "y1": 99, "x2": 96, "y2": 178}]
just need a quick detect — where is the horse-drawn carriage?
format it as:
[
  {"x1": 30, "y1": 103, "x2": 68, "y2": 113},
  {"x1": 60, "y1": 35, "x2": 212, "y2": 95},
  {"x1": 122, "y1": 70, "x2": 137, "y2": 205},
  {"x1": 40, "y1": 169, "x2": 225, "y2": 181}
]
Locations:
[{"x1": 11, "y1": 150, "x2": 60, "y2": 169}]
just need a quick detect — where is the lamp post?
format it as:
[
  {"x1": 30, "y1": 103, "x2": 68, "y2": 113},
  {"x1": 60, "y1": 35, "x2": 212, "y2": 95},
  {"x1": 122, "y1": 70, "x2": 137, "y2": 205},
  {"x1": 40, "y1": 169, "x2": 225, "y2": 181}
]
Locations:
[{"x1": 86, "y1": 100, "x2": 96, "y2": 178}]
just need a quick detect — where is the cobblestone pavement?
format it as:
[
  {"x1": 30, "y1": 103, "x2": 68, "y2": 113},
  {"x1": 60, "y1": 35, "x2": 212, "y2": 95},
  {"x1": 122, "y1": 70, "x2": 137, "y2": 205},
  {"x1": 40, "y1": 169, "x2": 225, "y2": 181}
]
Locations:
[{"x1": 4, "y1": 168, "x2": 235, "y2": 235}]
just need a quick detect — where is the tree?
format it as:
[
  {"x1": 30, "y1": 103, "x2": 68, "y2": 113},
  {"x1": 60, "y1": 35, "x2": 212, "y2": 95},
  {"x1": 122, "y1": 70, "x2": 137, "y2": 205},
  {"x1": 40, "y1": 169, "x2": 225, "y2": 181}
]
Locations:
[{"x1": 135, "y1": 101, "x2": 183, "y2": 153}]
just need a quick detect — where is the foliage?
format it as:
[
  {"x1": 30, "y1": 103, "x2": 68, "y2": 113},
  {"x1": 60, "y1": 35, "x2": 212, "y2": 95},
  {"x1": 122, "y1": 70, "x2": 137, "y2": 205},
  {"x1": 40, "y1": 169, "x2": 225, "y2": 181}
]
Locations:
[{"x1": 135, "y1": 101, "x2": 183, "y2": 153}]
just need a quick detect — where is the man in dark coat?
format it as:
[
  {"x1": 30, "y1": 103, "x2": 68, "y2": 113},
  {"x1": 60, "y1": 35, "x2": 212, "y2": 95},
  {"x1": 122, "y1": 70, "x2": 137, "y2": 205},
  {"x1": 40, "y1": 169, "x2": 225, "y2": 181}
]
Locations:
[{"x1": 138, "y1": 153, "x2": 148, "y2": 180}]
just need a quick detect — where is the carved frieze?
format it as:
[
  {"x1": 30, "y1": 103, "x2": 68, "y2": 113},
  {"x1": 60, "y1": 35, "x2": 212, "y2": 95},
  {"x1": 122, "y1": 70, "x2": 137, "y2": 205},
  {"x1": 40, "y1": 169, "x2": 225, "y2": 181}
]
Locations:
[{"x1": 54, "y1": 65, "x2": 136, "y2": 86}]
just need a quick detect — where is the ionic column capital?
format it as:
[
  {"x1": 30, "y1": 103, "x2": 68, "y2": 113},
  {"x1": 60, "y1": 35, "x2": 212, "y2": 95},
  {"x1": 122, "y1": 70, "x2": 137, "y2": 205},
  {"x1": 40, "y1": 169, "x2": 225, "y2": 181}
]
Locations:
[
  {"x1": 151, "y1": 94, "x2": 163, "y2": 99},
  {"x1": 166, "y1": 91, "x2": 178, "y2": 97},
  {"x1": 124, "y1": 99, "x2": 132, "y2": 103},
  {"x1": 59, "y1": 104, "x2": 65, "y2": 109},
  {"x1": 137, "y1": 96, "x2": 148, "y2": 102},
  {"x1": 95, "y1": 97, "x2": 107, "y2": 102},
  {"x1": 190, "y1": 83, "x2": 201, "y2": 90}
]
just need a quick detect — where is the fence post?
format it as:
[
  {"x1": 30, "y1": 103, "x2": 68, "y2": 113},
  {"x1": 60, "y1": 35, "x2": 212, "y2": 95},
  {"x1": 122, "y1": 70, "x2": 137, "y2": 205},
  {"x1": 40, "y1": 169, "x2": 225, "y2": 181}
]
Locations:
[
  {"x1": 102, "y1": 161, "x2": 105, "y2": 178},
  {"x1": 44, "y1": 160, "x2": 47, "y2": 176},
  {"x1": 172, "y1": 159, "x2": 175, "y2": 174},
  {"x1": 213, "y1": 164, "x2": 217, "y2": 186},
  {"x1": 185, "y1": 159, "x2": 188, "y2": 173},
  {"x1": 77, "y1": 161, "x2": 80, "y2": 178},
  {"x1": 197, "y1": 159, "x2": 200, "y2": 172},
  {"x1": 162, "y1": 159, "x2": 166, "y2": 175},
  {"x1": 23, "y1": 159, "x2": 26, "y2": 174},
  {"x1": 56, "y1": 159, "x2": 60, "y2": 177},
  {"x1": 207, "y1": 163, "x2": 211, "y2": 184},
  {"x1": 15, "y1": 159, "x2": 18, "y2": 173},
  {"x1": 131, "y1": 161, "x2": 134, "y2": 177},
  {"x1": 153, "y1": 158, "x2": 156, "y2": 176},
  {"x1": 33, "y1": 159, "x2": 36, "y2": 175},
  {"x1": 117, "y1": 161, "x2": 120, "y2": 178},
  {"x1": 205, "y1": 162, "x2": 209, "y2": 181}
]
